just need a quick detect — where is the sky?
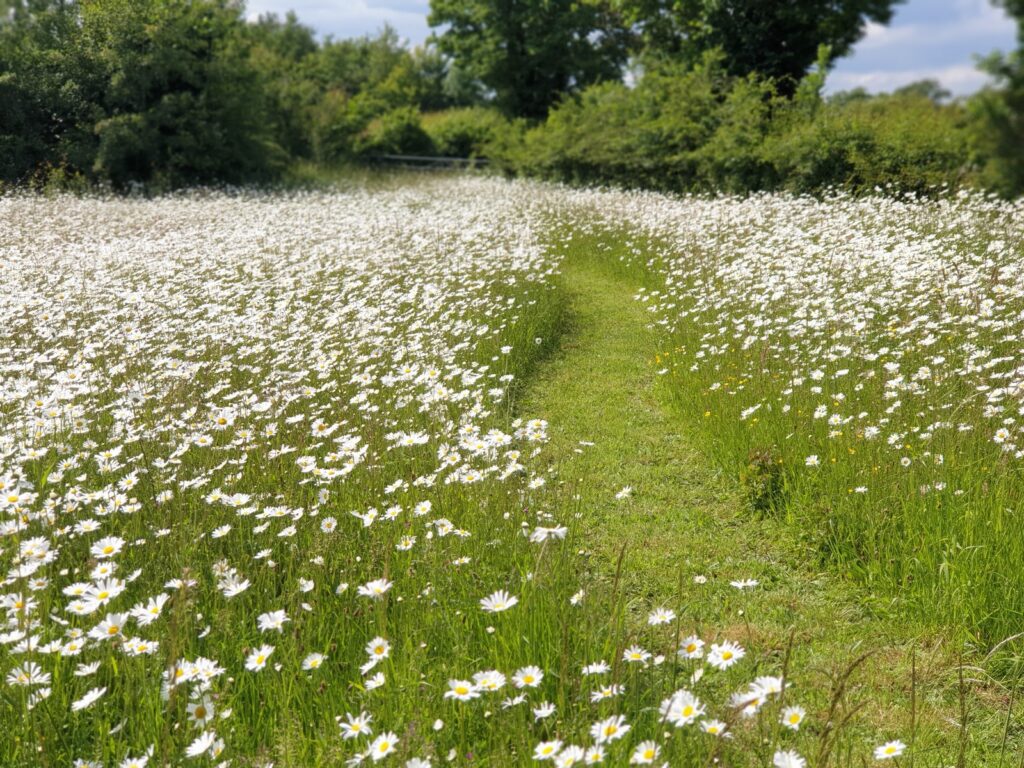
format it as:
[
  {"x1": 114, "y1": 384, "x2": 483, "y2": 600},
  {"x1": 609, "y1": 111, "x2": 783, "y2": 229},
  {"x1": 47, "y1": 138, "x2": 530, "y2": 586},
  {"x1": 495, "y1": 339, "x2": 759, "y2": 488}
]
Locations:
[{"x1": 244, "y1": 0, "x2": 1020, "y2": 96}]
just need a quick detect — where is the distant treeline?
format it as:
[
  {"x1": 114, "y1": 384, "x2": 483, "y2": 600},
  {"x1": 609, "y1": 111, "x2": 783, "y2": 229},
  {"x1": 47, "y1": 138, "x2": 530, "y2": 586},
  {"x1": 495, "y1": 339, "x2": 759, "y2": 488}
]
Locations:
[{"x1": 2, "y1": 0, "x2": 1023, "y2": 196}]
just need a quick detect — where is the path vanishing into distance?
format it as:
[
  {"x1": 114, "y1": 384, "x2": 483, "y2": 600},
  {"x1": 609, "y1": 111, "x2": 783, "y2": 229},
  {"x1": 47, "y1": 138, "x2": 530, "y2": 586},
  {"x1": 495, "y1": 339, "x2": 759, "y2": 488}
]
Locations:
[{"x1": 517, "y1": 226, "x2": 1008, "y2": 764}]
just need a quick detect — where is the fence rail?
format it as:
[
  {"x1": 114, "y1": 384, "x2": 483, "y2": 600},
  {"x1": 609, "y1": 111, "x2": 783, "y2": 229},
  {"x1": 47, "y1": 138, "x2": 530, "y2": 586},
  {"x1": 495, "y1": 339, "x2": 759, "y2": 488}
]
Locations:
[{"x1": 369, "y1": 154, "x2": 489, "y2": 168}]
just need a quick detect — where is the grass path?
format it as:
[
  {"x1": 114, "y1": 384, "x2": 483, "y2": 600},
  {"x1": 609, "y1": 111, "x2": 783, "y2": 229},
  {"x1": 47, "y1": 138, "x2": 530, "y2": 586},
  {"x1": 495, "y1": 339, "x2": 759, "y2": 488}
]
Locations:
[{"x1": 515, "y1": 229, "x2": 1009, "y2": 765}]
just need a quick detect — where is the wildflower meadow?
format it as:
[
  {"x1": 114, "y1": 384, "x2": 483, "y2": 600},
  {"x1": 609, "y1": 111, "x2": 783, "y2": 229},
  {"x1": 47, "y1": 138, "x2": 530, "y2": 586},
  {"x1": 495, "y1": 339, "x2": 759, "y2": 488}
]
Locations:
[{"x1": 2, "y1": 177, "x2": 1023, "y2": 767}]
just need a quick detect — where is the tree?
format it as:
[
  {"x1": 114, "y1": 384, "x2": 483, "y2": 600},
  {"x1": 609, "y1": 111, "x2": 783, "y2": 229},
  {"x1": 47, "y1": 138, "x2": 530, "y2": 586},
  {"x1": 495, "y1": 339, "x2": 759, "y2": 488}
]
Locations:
[
  {"x1": 0, "y1": 0, "x2": 281, "y2": 187},
  {"x1": 428, "y1": 0, "x2": 632, "y2": 119},
  {"x1": 81, "y1": 0, "x2": 279, "y2": 187},
  {"x1": 247, "y1": 12, "x2": 320, "y2": 159},
  {"x1": 621, "y1": 0, "x2": 903, "y2": 93},
  {"x1": 966, "y1": 2, "x2": 1024, "y2": 196}
]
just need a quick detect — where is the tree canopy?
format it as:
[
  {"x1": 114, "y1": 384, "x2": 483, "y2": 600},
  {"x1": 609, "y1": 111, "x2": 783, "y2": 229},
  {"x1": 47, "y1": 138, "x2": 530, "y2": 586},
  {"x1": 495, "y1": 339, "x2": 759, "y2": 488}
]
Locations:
[
  {"x1": 621, "y1": 0, "x2": 903, "y2": 91},
  {"x1": 428, "y1": 0, "x2": 633, "y2": 119}
]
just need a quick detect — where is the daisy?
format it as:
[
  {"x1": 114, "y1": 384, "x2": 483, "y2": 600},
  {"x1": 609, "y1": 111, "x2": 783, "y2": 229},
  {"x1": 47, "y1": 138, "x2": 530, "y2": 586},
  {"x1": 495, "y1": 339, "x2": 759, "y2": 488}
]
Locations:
[
  {"x1": 622, "y1": 645, "x2": 650, "y2": 663},
  {"x1": 480, "y1": 589, "x2": 518, "y2": 612},
  {"x1": 730, "y1": 578, "x2": 759, "y2": 589},
  {"x1": 187, "y1": 696, "x2": 215, "y2": 726},
  {"x1": 874, "y1": 741, "x2": 907, "y2": 760},
  {"x1": 443, "y1": 679, "x2": 479, "y2": 701},
  {"x1": 678, "y1": 635, "x2": 705, "y2": 659},
  {"x1": 71, "y1": 686, "x2": 106, "y2": 712},
  {"x1": 533, "y1": 701, "x2": 556, "y2": 720},
  {"x1": 512, "y1": 665, "x2": 543, "y2": 688},
  {"x1": 533, "y1": 741, "x2": 562, "y2": 761},
  {"x1": 366, "y1": 637, "x2": 390, "y2": 660},
  {"x1": 338, "y1": 711, "x2": 373, "y2": 740},
  {"x1": 590, "y1": 714, "x2": 630, "y2": 744},
  {"x1": 473, "y1": 670, "x2": 506, "y2": 691},
  {"x1": 781, "y1": 705, "x2": 806, "y2": 730},
  {"x1": 708, "y1": 640, "x2": 745, "y2": 670},
  {"x1": 701, "y1": 719, "x2": 727, "y2": 736},
  {"x1": 630, "y1": 741, "x2": 660, "y2": 764},
  {"x1": 257, "y1": 609, "x2": 289, "y2": 633},
  {"x1": 647, "y1": 607, "x2": 676, "y2": 625},
  {"x1": 773, "y1": 750, "x2": 806, "y2": 768},
  {"x1": 90, "y1": 536, "x2": 125, "y2": 559},
  {"x1": 245, "y1": 644, "x2": 275, "y2": 672},
  {"x1": 89, "y1": 612, "x2": 128, "y2": 641},
  {"x1": 185, "y1": 731, "x2": 217, "y2": 759},
  {"x1": 358, "y1": 579, "x2": 393, "y2": 599},
  {"x1": 303, "y1": 652, "x2": 326, "y2": 670},
  {"x1": 660, "y1": 688, "x2": 704, "y2": 726},
  {"x1": 369, "y1": 732, "x2": 398, "y2": 762}
]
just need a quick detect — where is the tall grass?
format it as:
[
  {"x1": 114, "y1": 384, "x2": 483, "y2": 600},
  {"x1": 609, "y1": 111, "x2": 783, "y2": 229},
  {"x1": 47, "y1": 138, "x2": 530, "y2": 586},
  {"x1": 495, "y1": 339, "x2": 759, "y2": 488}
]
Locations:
[
  {"x1": 577, "y1": 188, "x2": 1024, "y2": 647},
  {"x1": 0, "y1": 178, "x2": 981, "y2": 766}
]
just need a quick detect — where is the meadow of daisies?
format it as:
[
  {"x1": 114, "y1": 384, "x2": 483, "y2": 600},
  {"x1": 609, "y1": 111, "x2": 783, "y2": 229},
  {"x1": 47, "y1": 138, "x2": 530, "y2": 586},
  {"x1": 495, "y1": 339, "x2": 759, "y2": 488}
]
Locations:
[
  {"x1": 589, "y1": 188, "x2": 1024, "y2": 643},
  {"x1": 1, "y1": 177, "x2": 1021, "y2": 767}
]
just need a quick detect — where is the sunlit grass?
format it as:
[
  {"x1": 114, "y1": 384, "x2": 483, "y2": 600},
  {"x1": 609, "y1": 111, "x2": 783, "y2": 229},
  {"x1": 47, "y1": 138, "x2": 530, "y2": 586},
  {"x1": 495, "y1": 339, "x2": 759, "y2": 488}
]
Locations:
[{"x1": 1, "y1": 179, "x2": 1014, "y2": 767}]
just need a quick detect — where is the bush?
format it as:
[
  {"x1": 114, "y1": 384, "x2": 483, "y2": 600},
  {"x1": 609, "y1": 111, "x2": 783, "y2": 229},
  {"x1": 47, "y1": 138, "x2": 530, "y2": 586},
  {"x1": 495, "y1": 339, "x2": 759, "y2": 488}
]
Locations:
[
  {"x1": 355, "y1": 107, "x2": 435, "y2": 156},
  {"x1": 422, "y1": 108, "x2": 507, "y2": 157},
  {"x1": 763, "y1": 93, "x2": 972, "y2": 194},
  {"x1": 500, "y1": 56, "x2": 978, "y2": 197}
]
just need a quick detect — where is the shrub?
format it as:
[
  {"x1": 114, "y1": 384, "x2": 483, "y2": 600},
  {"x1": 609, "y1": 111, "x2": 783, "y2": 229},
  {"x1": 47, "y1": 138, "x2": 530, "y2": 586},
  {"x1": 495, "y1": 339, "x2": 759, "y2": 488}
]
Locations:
[
  {"x1": 502, "y1": 56, "x2": 978, "y2": 197},
  {"x1": 422, "y1": 107, "x2": 507, "y2": 157},
  {"x1": 763, "y1": 93, "x2": 972, "y2": 194},
  {"x1": 355, "y1": 107, "x2": 435, "y2": 157}
]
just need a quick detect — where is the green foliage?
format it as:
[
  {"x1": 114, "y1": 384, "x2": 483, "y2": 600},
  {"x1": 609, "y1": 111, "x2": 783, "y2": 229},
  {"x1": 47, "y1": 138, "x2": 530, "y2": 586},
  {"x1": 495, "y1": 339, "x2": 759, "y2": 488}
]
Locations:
[
  {"x1": 2, "y1": 0, "x2": 1023, "y2": 195},
  {"x1": 84, "y1": 0, "x2": 283, "y2": 188},
  {"x1": 422, "y1": 107, "x2": 507, "y2": 157},
  {"x1": 502, "y1": 56, "x2": 729, "y2": 188},
  {"x1": 621, "y1": 0, "x2": 902, "y2": 93},
  {"x1": 500, "y1": 54, "x2": 976, "y2": 197},
  {"x1": 742, "y1": 448, "x2": 787, "y2": 518},
  {"x1": 0, "y1": 6, "x2": 475, "y2": 187},
  {"x1": 428, "y1": 0, "x2": 632, "y2": 119},
  {"x1": 247, "y1": 12, "x2": 321, "y2": 159},
  {"x1": 969, "y1": 51, "x2": 1024, "y2": 197},
  {"x1": 0, "y1": 0, "x2": 282, "y2": 188},
  {"x1": 355, "y1": 106, "x2": 435, "y2": 156}
]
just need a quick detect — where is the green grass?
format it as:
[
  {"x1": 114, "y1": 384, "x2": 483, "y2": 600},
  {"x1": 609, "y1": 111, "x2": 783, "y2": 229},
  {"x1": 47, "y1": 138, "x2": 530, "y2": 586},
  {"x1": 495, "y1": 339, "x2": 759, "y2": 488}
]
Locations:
[
  {"x1": 4, "y1": 182, "x2": 1020, "y2": 767},
  {"x1": 516, "y1": 223, "x2": 1020, "y2": 766}
]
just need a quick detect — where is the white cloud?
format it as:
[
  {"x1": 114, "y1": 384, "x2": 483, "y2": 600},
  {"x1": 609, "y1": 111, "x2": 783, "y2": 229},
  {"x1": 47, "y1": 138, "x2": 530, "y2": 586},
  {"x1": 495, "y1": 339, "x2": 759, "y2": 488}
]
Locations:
[
  {"x1": 245, "y1": 0, "x2": 431, "y2": 43},
  {"x1": 828, "y1": 0, "x2": 1016, "y2": 94},
  {"x1": 825, "y1": 63, "x2": 994, "y2": 95},
  {"x1": 856, "y1": 8, "x2": 1013, "y2": 52}
]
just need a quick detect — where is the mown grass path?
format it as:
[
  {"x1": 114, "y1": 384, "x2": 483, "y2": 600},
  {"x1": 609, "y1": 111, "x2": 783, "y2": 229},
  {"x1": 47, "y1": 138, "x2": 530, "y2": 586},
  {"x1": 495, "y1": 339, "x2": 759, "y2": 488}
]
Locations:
[{"x1": 516, "y1": 231, "x2": 1009, "y2": 765}]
